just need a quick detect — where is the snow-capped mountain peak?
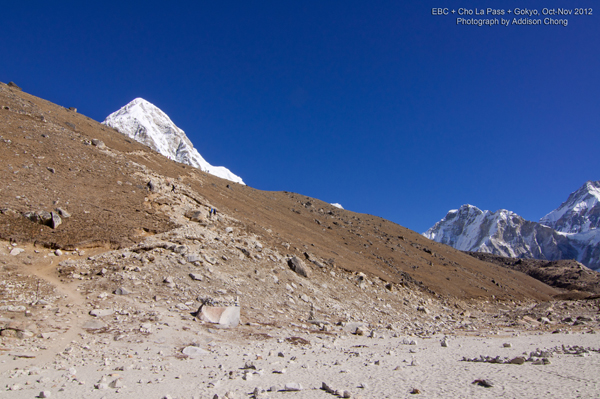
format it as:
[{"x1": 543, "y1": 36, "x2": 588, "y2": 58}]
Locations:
[
  {"x1": 424, "y1": 181, "x2": 600, "y2": 271},
  {"x1": 423, "y1": 204, "x2": 534, "y2": 258},
  {"x1": 540, "y1": 180, "x2": 600, "y2": 233},
  {"x1": 103, "y1": 98, "x2": 245, "y2": 185}
]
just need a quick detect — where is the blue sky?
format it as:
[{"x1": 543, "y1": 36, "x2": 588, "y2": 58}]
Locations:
[{"x1": 3, "y1": 1, "x2": 599, "y2": 233}]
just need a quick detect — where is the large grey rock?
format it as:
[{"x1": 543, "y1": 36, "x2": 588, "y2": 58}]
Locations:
[
  {"x1": 37, "y1": 211, "x2": 52, "y2": 225},
  {"x1": 50, "y1": 212, "x2": 61, "y2": 229},
  {"x1": 284, "y1": 383, "x2": 303, "y2": 391},
  {"x1": 342, "y1": 322, "x2": 366, "y2": 333},
  {"x1": 23, "y1": 210, "x2": 61, "y2": 229},
  {"x1": 146, "y1": 180, "x2": 157, "y2": 192},
  {"x1": 288, "y1": 256, "x2": 311, "y2": 278},
  {"x1": 197, "y1": 305, "x2": 240, "y2": 328},
  {"x1": 114, "y1": 287, "x2": 131, "y2": 295},
  {"x1": 91, "y1": 139, "x2": 106, "y2": 149},
  {"x1": 185, "y1": 210, "x2": 206, "y2": 223},
  {"x1": 182, "y1": 346, "x2": 209, "y2": 358},
  {"x1": 9, "y1": 248, "x2": 24, "y2": 256},
  {"x1": 322, "y1": 382, "x2": 336, "y2": 393}
]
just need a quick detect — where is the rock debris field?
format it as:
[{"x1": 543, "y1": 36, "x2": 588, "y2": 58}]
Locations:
[{"x1": 1, "y1": 219, "x2": 599, "y2": 398}]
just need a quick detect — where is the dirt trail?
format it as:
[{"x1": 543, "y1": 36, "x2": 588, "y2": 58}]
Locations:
[{"x1": 0, "y1": 243, "x2": 107, "y2": 372}]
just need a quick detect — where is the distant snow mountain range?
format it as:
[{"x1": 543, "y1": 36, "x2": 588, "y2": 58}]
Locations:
[
  {"x1": 103, "y1": 98, "x2": 244, "y2": 185},
  {"x1": 424, "y1": 181, "x2": 600, "y2": 271}
]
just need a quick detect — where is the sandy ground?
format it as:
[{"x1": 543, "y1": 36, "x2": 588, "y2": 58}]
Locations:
[{"x1": 2, "y1": 327, "x2": 599, "y2": 399}]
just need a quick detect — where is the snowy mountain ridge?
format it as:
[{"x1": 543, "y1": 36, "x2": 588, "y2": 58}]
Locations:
[
  {"x1": 103, "y1": 98, "x2": 244, "y2": 185},
  {"x1": 424, "y1": 181, "x2": 600, "y2": 271},
  {"x1": 540, "y1": 181, "x2": 600, "y2": 234}
]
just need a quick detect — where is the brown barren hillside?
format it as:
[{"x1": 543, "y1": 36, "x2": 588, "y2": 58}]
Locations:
[{"x1": 0, "y1": 82, "x2": 559, "y2": 302}]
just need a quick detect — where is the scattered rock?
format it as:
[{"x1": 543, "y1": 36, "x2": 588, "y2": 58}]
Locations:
[
  {"x1": 182, "y1": 346, "x2": 209, "y2": 358},
  {"x1": 288, "y1": 256, "x2": 311, "y2": 278},
  {"x1": 91, "y1": 139, "x2": 106, "y2": 149},
  {"x1": 355, "y1": 326, "x2": 368, "y2": 336},
  {"x1": 284, "y1": 383, "x2": 303, "y2": 391},
  {"x1": 89, "y1": 309, "x2": 114, "y2": 317},
  {"x1": 322, "y1": 382, "x2": 336, "y2": 393},
  {"x1": 114, "y1": 287, "x2": 131, "y2": 295},
  {"x1": 185, "y1": 210, "x2": 206, "y2": 222},
  {"x1": 109, "y1": 378, "x2": 123, "y2": 388},
  {"x1": 472, "y1": 379, "x2": 493, "y2": 388},
  {"x1": 9, "y1": 248, "x2": 24, "y2": 256},
  {"x1": 82, "y1": 320, "x2": 107, "y2": 330},
  {"x1": 55, "y1": 208, "x2": 71, "y2": 218},
  {"x1": 532, "y1": 358, "x2": 551, "y2": 365},
  {"x1": 204, "y1": 254, "x2": 218, "y2": 264},
  {"x1": 197, "y1": 303, "x2": 240, "y2": 328},
  {"x1": 0, "y1": 305, "x2": 26, "y2": 312},
  {"x1": 187, "y1": 254, "x2": 202, "y2": 263},
  {"x1": 343, "y1": 322, "x2": 367, "y2": 334},
  {"x1": 509, "y1": 357, "x2": 525, "y2": 365}
]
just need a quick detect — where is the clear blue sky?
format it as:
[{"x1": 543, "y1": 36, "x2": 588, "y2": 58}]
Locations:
[{"x1": 3, "y1": 1, "x2": 599, "y2": 233}]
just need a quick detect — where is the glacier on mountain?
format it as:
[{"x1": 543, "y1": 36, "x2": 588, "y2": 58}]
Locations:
[
  {"x1": 424, "y1": 181, "x2": 600, "y2": 271},
  {"x1": 103, "y1": 98, "x2": 244, "y2": 185}
]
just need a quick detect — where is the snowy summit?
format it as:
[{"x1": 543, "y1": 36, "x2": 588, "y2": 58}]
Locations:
[
  {"x1": 423, "y1": 181, "x2": 600, "y2": 271},
  {"x1": 540, "y1": 181, "x2": 600, "y2": 234},
  {"x1": 103, "y1": 98, "x2": 244, "y2": 185}
]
